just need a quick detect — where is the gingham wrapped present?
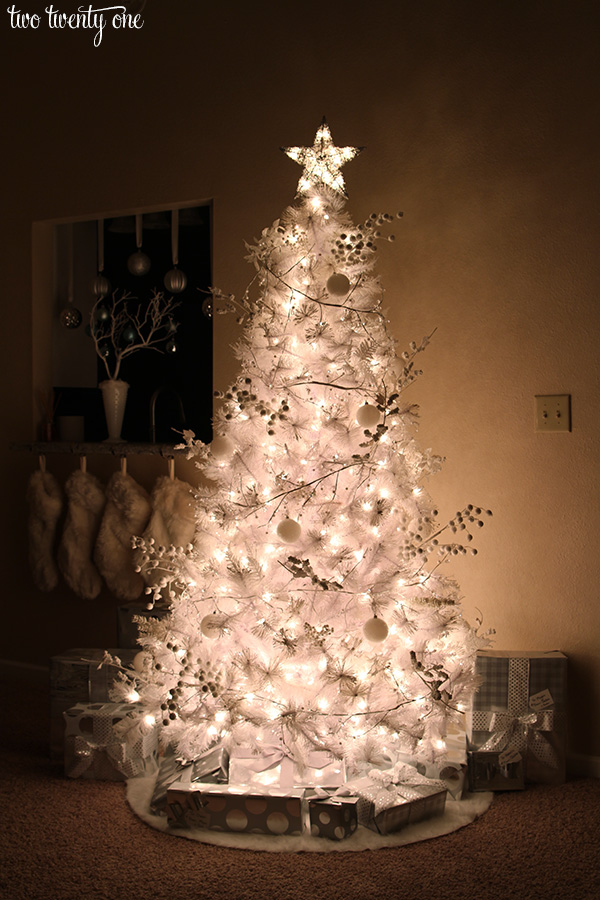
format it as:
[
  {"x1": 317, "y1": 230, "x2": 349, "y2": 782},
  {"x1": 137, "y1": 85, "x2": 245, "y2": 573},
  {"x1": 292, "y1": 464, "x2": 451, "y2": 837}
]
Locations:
[
  {"x1": 351, "y1": 777, "x2": 446, "y2": 835},
  {"x1": 337, "y1": 772, "x2": 447, "y2": 835},
  {"x1": 468, "y1": 650, "x2": 567, "y2": 784},
  {"x1": 63, "y1": 701, "x2": 158, "y2": 781}
]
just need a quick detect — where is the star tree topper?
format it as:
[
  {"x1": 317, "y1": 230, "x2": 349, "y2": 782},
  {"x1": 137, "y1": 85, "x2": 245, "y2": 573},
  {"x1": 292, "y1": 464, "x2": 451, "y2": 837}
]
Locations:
[{"x1": 282, "y1": 117, "x2": 363, "y2": 197}]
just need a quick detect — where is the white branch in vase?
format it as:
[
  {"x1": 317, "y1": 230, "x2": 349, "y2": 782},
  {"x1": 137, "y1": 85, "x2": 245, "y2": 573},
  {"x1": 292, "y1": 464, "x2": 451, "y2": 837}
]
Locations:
[{"x1": 90, "y1": 290, "x2": 181, "y2": 381}]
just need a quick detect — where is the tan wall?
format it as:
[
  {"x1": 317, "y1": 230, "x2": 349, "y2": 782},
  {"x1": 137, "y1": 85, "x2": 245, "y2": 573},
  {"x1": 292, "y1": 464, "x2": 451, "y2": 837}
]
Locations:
[{"x1": 1, "y1": 1, "x2": 598, "y2": 758}]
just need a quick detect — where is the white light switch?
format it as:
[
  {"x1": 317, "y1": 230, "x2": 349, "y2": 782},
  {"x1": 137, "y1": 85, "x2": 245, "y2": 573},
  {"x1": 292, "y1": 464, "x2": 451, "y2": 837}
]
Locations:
[{"x1": 534, "y1": 395, "x2": 571, "y2": 432}]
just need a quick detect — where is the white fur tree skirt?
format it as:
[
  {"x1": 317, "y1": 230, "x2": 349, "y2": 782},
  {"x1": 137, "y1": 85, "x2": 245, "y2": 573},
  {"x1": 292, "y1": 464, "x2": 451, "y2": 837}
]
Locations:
[{"x1": 126, "y1": 774, "x2": 493, "y2": 852}]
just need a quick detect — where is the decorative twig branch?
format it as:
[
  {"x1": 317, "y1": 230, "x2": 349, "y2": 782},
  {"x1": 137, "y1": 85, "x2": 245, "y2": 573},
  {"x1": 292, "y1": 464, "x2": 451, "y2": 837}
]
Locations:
[{"x1": 90, "y1": 290, "x2": 180, "y2": 380}]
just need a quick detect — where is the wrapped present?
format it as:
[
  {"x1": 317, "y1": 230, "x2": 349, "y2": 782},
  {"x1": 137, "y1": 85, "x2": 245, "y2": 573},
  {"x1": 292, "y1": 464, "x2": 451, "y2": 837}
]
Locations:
[
  {"x1": 468, "y1": 749, "x2": 525, "y2": 791},
  {"x1": 229, "y1": 745, "x2": 345, "y2": 789},
  {"x1": 166, "y1": 782, "x2": 305, "y2": 835},
  {"x1": 342, "y1": 775, "x2": 447, "y2": 835},
  {"x1": 50, "y1": 648, "x2": 137, "y2": 761},
  {"x1": 63, "y1": 701, "x2": 157, "y2": 781},
  {"x1": 150, "y1": 745, "x2": 229, "y2": 815},
  {"x1": 117, "y1": 602, "x2": 170, "y2": 650},
  {"x1": 469, "y1": 650, "x2": 567, "y2": 785},
  {"x1": 307, "y1": 794, "x2": 358, "y2": 841}
]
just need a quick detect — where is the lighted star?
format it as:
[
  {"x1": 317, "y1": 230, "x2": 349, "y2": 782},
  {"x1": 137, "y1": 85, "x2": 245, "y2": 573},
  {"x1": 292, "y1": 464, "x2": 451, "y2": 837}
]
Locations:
[{"x1": 282, "y1": 118, "x2": 363, "y2": 197}]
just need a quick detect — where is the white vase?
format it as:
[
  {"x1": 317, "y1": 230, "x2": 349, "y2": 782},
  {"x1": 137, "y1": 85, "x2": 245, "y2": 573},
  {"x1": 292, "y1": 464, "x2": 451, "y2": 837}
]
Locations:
[{"x1": 100, "y1": 379, "x2": 129, "y2": 442}]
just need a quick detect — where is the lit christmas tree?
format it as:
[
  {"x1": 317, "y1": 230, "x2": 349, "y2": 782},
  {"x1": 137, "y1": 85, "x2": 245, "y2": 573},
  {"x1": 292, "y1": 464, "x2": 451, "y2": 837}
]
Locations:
[{"x1": 128, "y1": 120, "x2": 492, "y2": 776}]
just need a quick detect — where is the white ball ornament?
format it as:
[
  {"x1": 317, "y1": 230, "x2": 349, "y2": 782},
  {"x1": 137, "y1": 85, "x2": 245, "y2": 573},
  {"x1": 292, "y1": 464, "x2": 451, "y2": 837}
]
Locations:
[
  {"x1": 200, "y1": 615, "x2": 221, "y2": 638},
  {"x1": 132, "y1": 651, "x2": 149, "y2": 673},
  {"x1": 210, "y1": 434, "x2": 235, "y2": 460},
  {"x1": 356, "y1": 403, "x2": 380, "y2": 428},
  {"x1": 362, "y1": 616, "x2": 389, "y2": 643},
  {"x1": 276, "y1": 518, "x2": 302, "y2": 543},
  {"x1": 326, "y1": 273, "x2": 351, "y2": 296}
]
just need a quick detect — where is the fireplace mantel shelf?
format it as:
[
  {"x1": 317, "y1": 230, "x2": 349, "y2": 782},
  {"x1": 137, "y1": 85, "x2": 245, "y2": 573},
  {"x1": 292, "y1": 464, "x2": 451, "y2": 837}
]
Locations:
[{"x1": 10, "y1": 441, "x2": 191, "y2": 457}]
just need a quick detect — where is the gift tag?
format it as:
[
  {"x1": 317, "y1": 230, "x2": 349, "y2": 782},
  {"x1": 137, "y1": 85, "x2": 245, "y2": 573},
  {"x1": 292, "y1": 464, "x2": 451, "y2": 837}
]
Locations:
[
  {"x1": 498, "y1": 747, "x2": 522, "y2": 766},
  {"x1": 529, "y1": 689, "x2": 554, "y2": 712}
]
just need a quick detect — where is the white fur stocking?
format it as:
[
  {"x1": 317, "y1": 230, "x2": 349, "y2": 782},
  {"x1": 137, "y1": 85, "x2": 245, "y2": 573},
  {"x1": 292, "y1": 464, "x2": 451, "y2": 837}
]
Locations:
[
  {"x1": 144, "y1": 475, "x2": 196, "y2": 549},
  {"x1": 140, "y1": 475, "x2": 196, "y2": 585},
  {"x1": 94, "y1": 472, "x2": 151, "y2": 601},
  {"x1": 26, "y1": 470, "x2": 64, "y2": 592},
  {"x1": 57, "y1": 470, "x2": 106, "y2": 600}
]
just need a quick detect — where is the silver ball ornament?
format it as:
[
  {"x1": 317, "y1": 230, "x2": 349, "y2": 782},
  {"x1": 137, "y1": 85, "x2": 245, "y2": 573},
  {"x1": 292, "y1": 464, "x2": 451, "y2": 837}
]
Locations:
[
  {"x1": 127, "y1": 249, "x2": 151, "y2": 276},
  {"x1": 202, "y1": 297, "x2": 213, "y2": 318},
  {"x1": 164, "y1": 267, "x2": 187, "y2": 294},
  {"x1": 91, "y1": 272, "x2": 111, "y2": 298},
  {"x1": 95, "y1": 305, "x2": 110, "y2": 323},
  {"x1": 59, "y1": 306, "x2": 82, "y2": 329},
  {"x1": 276, "y1": 518, "x2": 302, "y2": 543},
  {"x1": 356, "y1": 403, "x2": 380, "y2": 428},
  {"x1": 326, "y1": 273, "x2": 351, "y2": 296},
  {"x1": 362, "y1": 616, "x2": 389, "y2": 643}
]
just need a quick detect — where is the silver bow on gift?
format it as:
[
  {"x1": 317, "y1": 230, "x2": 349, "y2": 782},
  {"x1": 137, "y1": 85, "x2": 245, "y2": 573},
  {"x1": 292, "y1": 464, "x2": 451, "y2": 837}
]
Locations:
[
  {"x1": 229, "y1": 744, "x2": 296, "y2": 787},
  {"x1": 68, "y1": 733, "x2": 151, "y2": 779},
  {"x1": 338, "y1": 769, "x2": 444, "y2": 816},
  {"x1": 475, "y1": 708, "x2": 557, "y2": 768}
]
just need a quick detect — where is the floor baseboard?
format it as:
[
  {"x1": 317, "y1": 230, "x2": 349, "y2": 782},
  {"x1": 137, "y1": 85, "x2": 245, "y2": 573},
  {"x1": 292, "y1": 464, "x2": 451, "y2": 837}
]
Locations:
[
  {"x1": 0, "y1": 658, "x2": 49, "y2": 684},
  {"x1": 567, "y1": 752, "x2": 600, "y2": 779}
]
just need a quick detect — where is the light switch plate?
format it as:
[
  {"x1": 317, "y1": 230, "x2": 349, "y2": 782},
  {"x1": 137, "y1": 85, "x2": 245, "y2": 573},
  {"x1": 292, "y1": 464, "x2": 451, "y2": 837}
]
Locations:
[{"x1": 534, "y1": 395, "x2": 571, "y2": 432}]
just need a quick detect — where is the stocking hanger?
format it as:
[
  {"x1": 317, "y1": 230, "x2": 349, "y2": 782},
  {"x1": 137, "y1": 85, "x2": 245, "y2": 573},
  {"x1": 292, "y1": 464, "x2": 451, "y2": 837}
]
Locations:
[
  {"x1": 79, "y1": 456, "x2": 87, "y2": 473},
  {"x1": 167, "y1": 457, "x2": 175, "y2": 480},
  {"x1": 120, "y1": 456, "x2": 127, "y2": 475},
  {"x1": 38, "y1": 454, "x2": 46, "y2": 473}
]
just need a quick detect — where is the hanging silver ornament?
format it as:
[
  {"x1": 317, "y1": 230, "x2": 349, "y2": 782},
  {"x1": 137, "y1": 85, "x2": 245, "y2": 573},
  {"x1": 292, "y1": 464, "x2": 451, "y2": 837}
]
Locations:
[
  {"x1": 59, "y1": 307, "x2": 82, "y2": 329},
  {"x1": 91, "y1": 272, "x2": 111, "y2": 298},
  {"x1": 165, "y1": 338, "x2": 178, "y2": 354},
  {"x1": 201, "y1": 297, "x2": 213, "y2": 318},
  {"x1": 164, "y1": 210, "x2": 187, "y2": 293},
  {"x1": 127, "y1": 214, "x2": 151, "y2": 276},
  {"x1": 128, "y1": 249, "x2": 151, "y2": 276},
  {"x1": 59, "y1": 223, "x2": 83, "y2": 329},
  {"x1": 164, "y1": 266, "x2": 187, "y2": 293},
  {"x1": 92, "y1": 220, "x2": 111, "y2": 297}
]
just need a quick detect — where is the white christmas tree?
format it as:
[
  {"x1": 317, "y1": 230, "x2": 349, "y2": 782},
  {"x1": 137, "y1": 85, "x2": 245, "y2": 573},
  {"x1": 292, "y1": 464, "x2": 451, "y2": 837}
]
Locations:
[{"x1": 128, "y1": 120, "x2": 491, "y2": 773}]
